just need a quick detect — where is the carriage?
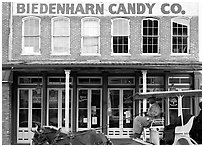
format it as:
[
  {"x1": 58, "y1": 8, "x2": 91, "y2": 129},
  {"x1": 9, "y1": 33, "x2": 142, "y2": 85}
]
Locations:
[{"x1": 32, "y1": 89, "x2": 202, "y2": 145}]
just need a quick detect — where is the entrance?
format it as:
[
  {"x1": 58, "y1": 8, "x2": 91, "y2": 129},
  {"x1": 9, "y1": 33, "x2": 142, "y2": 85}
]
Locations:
[
  {"x1": 108, "y1": 89, "x2": 135, "y2": 138},
  {"x1": 17, "y1": 88, "x2": 42, "y2": 144},
  {"x1": 47, "y1": 88, "x2": 72, "y2": 129},
  {"x1": 77, "y1": 88, "x2": 102, "y2": 132}
]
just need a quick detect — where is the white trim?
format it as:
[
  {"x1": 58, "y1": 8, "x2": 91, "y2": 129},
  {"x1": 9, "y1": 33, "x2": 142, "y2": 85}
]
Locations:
[
  {"x1": 141, "y1": 17, "x2": 160, "y2": 54},
  {"x1": 77, "y1": 76, "x2": 102, "y2": 85},
  {"x1": 170, "y1": 17, "x2": 190, "y2": 55},
  {"x1": 77, "y1": 88, "x2": 102, "y2": 131},
  {"x1": 168, "y1": 76, "x2": 191, "y2": 85},
  {"x1": 108, "y1": 76, "x2": 135, "y2": 85},
  {"x1": 17, "y1": 88, "x2": 43, "y2": 143},
  {"x1": 18, "y1": 76, "x2": 43, "y2": 85},
  {"x1": 51, "y1": 17, "x2": 70, "y2": 55},
  {"x1": 111, "y1": 18, "x2": 130, "y2": 54},
  {"x1": 107, "y1": 88, "x2": 135, "y2": 138},
  {"x1": 21, "y1": 16, "x2": 41, "y2": 55},
  {"x1": 47, "y1": 88, "x2": 73, "y2": 130},
  {"x1": 81, "y1": 17, "x2": 100, "y2": 55}
]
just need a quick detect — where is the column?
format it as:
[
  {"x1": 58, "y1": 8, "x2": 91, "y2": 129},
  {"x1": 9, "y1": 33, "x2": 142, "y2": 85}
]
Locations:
[
  {"x1": 142, "y1": 70, "x2": 147, "y2": 115},
  {"x1": 65, "y1": 70, "x2": 70, "y2": 132},
  {"x1": 102, "y1": 71, "x2": 108, "y2": 134}
]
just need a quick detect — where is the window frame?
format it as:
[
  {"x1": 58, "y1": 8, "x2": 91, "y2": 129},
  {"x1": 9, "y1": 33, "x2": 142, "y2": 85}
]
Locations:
[
  {"x1": 51, "y1": 17, "x2": 70, "y2": 55},
  {"x1": 22, "y1": 16, "x2": 41, "y2": 55},
  {"x1": 141, "y1": 18, "x2": 160, "y2": 55},
  {"x1": 111, "y1": 18, "x2": 131, "y2": 56},
  {"x1": 81, "y1": 17, "x2": 101, "y2": 56},
  {"x1": 171, "y1": 17, "x2": 190, "y2": 55}
]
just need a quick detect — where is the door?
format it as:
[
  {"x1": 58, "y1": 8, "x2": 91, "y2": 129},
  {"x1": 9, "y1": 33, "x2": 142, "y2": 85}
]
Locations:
[
  {"x1": 108, "y1": 89, "x2": 135, "y2": 138},
  {"x1": 17, "y1": 88, "x2": 42, "y2": 144},
  {"x1": 77, "y1": 89, "x2": 102, "y2": 132},
  {"x1": 47, "y1": 88, "x2": 72, "y2": 129}
]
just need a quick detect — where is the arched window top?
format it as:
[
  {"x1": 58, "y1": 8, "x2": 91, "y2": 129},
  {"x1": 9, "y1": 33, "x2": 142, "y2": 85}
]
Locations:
[
  {"x1": 81, "y1": 17, "x2": 100, "y2": 36},
  {"x1": 142, "y1": 18, "x2": 159, "y2": 28},
  {"x1": 22, "y1": 16, "x2": 40, "y2": 36},
  {"x1": 52, "y1": 17, "x2": 70, "y2": 23},
  {"x1": 82, "y1": 17, "x2": 100, "y2": 22},
  {"x1": 172, "y1": 17, "x2": 190, "y2": 26},
  {"x1": 22, "y1": 16, "x2": 40, "y2": 22},
  {"x1": 112, "y1": 18, "x2": 130, "y2": 36},
  {"x1": 52, "y1": 17, "x2": 70, "y2": 36}
]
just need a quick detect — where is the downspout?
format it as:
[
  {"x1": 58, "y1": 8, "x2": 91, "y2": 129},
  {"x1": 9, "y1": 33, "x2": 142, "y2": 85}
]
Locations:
[{"x1": 8, "y1": 2, "x2": 13, "y2": 61}]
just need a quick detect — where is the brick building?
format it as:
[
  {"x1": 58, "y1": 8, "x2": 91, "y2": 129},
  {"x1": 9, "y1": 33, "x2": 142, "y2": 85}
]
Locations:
[{"x1": 2, "y1": 2, "x2": 202, "y2": 145}]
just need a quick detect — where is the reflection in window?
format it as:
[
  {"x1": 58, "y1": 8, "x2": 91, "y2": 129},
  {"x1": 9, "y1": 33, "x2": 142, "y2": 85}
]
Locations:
[
  {"x1": 172, "y1": 17, "x2": 189, "y2": 53},
  {"x1": 142, "y1": 18, "x2": 159, "y2": 53},
  {"x1": 112, "y1": 18, "x2": 130, "y2": 54},
  {"x1": 82, "y1": 17, "x2": 100, "y2": 54},
  {"x1": 22, "y1": 17, "x2": 40, "y2": 54},
  {"x1": 52, "y1": 17, "x2": 70, "y2": 54}
]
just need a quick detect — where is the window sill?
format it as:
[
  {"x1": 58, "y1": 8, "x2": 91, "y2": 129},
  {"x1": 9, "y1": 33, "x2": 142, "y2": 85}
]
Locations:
[
  {"x1": 80, "y1": 53, "x2": 101, "y2": 56},
  {"x1": 171, "y1": 53, "x2": 190, "y2": 56},
  {"x1": 141, "y1": 53, "x2": 161, "y2": 56},
  {"x1": 21, "y1": 52, "x2": 41, "y2": 55},
  {"x1": 111, "y1": 53, "x2": 131, "y2": 56},
  {"x1": 51, "y1": 53, "x2": 71, "y2": 56}
]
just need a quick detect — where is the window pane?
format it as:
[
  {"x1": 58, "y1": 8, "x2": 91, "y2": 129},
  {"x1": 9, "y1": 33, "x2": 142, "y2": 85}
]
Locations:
[
  {"x1": 24, "y1": 18, "x2": 39, "y2": 36},
  {"x1": 82, "y1": 37, "x2": 99, "y2": 54},
  {"x1": 49, "y1": 109, "x2": 58, "y2": 127},
  {"x1": 32, "y1": 109, "x2": 41, "y2": 127},
  {"x1": 24, "y1": 37, "x2": 40, "y2": 53},
  {"x1": 53, "y1": 18, "x2": 70, "y2": 36},
  {"x1": 172, "y1": 20, "x2": 189, "y2": 53},
  {"x1": 53, "y1": 37, "x2": 69, "y2": 53},
  {"x1": 83, "y1": 19, "x2": 99, "y2": 36},
  {"x1": 113, "y1": 19, "x2": 129, "y2": 36},
  {"x1": 143, "y1": 19, "x2": 158, "y2": 53},
  {"x1": 143, "y1": 45, "x2": 147, "y2": 53},
  {"x1": 19, "y1": 109, "x2": 28, "y2": 127},
  {"x1": 49, "y1": 90, "x2": 58, "y2": 108},
  {"x1": 19, "y1": 90, "x2": 29, "y2": 108}
]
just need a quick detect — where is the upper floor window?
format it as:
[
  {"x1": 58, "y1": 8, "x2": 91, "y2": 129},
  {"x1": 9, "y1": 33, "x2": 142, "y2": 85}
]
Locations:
[
  {"x1": 172, "y1": 17, "x2": 190, "y2": 54},
  {"x1": 142, "y1": 18, "x2": 159, "y2": 54},
  {"x1": 81, "y1": 17, "x2": 100, "y2": 55},
  {"x1": 52, "y1": 17, "x2": 70, "y2": 55},
  {"x1": 22, "y1": 17, "x2": 40, "y2": 55},
  {"x1": 112, "y1": 18, "x2": 130, "y2": 55}
]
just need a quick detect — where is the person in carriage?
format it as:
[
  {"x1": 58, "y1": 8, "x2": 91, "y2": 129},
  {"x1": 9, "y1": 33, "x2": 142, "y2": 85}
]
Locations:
[{"x1": 131, "y1": 96, "x2": 161, "y2": 139}]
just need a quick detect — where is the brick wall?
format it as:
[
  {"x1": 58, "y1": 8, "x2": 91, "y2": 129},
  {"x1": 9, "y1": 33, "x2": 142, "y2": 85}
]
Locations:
[
  {"x1": 2, "y1": 2, "x2": 10, "y2": 63},
  {"x1": 11, "y1": 15, "x2": 199, "y2": 62},
  {"x1": 2, "y1": 83, "x2": 12, "y2": 145}
]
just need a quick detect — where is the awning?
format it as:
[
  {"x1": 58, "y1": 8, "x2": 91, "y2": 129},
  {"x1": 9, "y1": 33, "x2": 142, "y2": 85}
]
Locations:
[
  {"x1": 2, "y1": 70, "x2": 13, "y2": 83},
  {"x1": 133, "y1": 90, "x2": 202, "y2": 100}
]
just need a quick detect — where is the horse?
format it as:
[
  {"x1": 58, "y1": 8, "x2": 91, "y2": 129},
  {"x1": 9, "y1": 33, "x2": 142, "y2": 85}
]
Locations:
[{"x1": 31, "y1": 123, "x2": 113, "y2": 145}]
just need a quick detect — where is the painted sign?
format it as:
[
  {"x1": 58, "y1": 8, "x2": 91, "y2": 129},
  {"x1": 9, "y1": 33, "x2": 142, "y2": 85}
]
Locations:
[{"x1": 12, "y1": 2, "x2": 198, "y2": 16}]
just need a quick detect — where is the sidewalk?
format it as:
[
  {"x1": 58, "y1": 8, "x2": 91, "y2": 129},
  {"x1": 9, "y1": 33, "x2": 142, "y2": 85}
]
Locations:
[{"x1": 110, "y1": 138, "x2": 144, "y2": 145}]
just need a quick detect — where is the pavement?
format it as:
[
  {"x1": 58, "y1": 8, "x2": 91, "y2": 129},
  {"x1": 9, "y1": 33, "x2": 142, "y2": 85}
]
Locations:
[{"x1": 110, "y1": 138, "x2": 150, "y2": 145}]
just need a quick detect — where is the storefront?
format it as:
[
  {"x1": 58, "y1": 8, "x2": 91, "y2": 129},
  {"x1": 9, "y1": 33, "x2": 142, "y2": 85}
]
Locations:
[
  {"x1": 2, "y1": 2, "x2": 202, "y2": 145},
  {"x1": 2, "y1": 64, "x2": 199, "y2": 144}
]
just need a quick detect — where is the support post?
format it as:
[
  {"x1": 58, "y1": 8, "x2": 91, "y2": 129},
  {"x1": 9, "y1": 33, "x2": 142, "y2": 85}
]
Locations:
[
  {"x1": 65, "y1": 70, "x2": 70, "y2": 132},
  {"x1": 142, "y1": 70, "x2": 147, "y2": 115}
]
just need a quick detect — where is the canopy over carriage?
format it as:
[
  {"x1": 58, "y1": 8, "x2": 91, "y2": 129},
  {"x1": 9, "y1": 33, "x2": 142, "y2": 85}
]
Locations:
[{"x1": 133, "y1": 89, "x2": 202, "y2": 145}]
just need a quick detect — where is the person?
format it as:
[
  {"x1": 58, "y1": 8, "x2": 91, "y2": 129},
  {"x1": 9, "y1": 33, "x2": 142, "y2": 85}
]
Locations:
[
  {"x1": 132, "y1": 96, "x2": 161, "y2": 139},
  {"x1": 190, "y1": 101, "x2": 202, "y2": 144}
]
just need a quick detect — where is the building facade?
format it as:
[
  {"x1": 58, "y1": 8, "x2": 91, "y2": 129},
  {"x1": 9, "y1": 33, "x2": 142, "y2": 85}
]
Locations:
[{"x1": 2, "y1": 2, "x2": 202, "y2": 145}]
